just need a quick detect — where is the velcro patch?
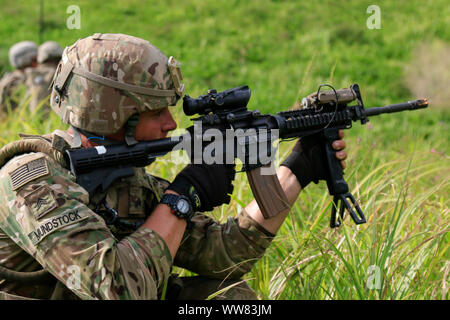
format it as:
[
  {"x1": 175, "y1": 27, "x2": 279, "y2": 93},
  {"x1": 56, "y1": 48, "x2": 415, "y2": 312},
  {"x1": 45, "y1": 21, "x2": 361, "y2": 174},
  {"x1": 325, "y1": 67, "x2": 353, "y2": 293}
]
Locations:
[
  {"x1": 24, "y1": 185, "x2": 58, "y2": 219},
  {"x1": 129, "y1": 186, "x2": 144, "y2": 215},
  {"x1": 27, "y1": 209, "x2": 89, "y2": 246},
  {"x1": 9, "y1": 156, "x2": 49, "y2": 190}
]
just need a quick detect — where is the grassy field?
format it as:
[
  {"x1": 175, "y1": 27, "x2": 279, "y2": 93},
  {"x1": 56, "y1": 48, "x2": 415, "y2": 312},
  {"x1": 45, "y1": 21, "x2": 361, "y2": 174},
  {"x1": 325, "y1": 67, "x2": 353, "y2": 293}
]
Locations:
[{"x1": 0, "y1": 0, "x2": 448, "y2": 300}]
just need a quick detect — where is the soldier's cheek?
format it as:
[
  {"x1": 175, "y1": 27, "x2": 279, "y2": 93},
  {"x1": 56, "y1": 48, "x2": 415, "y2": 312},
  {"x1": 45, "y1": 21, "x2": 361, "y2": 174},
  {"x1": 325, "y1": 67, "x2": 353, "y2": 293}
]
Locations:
[{"x1": 134, "y1": 124, "x2": 164, "y2": 141}]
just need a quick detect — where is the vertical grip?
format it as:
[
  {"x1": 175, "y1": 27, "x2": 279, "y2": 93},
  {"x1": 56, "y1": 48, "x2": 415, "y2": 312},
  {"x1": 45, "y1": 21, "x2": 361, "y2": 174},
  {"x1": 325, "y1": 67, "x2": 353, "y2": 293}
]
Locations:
[
  {"x1": 321, "y1": 128, "x2": 366, "y2": 227},
  {"x1": 322, "y1": 128, "x2": 349, "y2": 196}
]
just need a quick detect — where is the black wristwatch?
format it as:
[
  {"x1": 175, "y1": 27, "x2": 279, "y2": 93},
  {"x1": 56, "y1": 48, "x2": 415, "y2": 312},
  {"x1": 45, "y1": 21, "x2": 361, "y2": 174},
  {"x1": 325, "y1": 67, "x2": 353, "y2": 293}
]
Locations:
[{"x1": 160, "y1": 194, "x2": 194, "y2": 223}]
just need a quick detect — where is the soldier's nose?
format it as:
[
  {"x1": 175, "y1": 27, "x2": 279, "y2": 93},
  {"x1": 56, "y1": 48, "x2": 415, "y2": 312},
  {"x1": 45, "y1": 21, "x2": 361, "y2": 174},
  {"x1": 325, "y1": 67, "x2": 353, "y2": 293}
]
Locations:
[{"x1": 162, "y1": 108, "x2": 177, "y2": 132}]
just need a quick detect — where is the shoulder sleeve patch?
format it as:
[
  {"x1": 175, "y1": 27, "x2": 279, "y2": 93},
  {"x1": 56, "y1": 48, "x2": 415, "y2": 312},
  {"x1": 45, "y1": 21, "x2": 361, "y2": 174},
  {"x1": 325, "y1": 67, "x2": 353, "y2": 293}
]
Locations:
[
  {"x1": 9, "y1": 155, "x2": 49, "y2": 191},
  {"x1": 24, "y1": 184, "x2": 58, "y2": 219}
]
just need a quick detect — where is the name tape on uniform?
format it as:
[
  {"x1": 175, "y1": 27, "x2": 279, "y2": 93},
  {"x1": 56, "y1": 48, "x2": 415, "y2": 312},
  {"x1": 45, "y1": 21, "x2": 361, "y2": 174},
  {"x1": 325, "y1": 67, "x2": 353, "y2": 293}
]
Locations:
[{"x1": 28, "y1": 209, "x2": 89, "y2": 245}]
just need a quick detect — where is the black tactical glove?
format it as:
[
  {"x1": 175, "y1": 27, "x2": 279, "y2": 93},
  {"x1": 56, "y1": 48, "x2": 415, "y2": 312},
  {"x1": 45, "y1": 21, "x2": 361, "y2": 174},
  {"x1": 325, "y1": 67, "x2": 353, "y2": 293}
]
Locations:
[
  {"x1": 280, "y1": 133, "x2": 329, "y2": 189},
  {"x1": 168, "y1": 164, "x2": 236, "y2": 212}
]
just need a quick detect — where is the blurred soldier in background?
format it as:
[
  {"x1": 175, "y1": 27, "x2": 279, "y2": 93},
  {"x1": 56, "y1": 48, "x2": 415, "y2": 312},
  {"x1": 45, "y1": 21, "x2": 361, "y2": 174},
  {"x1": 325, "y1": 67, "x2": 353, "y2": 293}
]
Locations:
[
  {"x1": 26, "y1": 41, "x2": 63, "y2": 113},
  {"x1": 0, "y1": 41, "x2": 38, "y2": 117}
]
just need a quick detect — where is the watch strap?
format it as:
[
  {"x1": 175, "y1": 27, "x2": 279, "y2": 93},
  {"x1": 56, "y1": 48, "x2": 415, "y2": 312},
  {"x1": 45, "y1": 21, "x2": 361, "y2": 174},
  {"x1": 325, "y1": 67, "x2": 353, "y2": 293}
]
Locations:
[{"x1": 160, "y1": 194, "x2": 194, "y2": 223}]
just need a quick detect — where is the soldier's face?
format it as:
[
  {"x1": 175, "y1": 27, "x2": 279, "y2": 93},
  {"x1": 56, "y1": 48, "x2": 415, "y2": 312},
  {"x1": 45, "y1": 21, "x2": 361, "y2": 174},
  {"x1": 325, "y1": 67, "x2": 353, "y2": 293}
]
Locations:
[{"x1": 134, "y1": 107, "x2": 177, "y2": 141}]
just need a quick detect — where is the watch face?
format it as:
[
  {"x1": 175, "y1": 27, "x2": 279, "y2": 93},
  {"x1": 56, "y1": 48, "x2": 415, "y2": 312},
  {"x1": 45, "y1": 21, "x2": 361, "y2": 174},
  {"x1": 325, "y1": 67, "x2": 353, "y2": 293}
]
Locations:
[{"x1": 176, "y1": 199, "x2": 190, "y2": 214}]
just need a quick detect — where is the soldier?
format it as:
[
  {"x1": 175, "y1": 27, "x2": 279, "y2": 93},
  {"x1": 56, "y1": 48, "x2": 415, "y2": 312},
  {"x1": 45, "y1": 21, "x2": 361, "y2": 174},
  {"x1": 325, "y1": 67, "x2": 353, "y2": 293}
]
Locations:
[
  {"x1": 0, "y1": 34, "x2": 347, "y2": 300},
  {"x1": 0, "y1": 41, "x2": 38, "y2": 117},
  {"x1": 25, "y1": 41, "x2": 63, "y2": 113}
]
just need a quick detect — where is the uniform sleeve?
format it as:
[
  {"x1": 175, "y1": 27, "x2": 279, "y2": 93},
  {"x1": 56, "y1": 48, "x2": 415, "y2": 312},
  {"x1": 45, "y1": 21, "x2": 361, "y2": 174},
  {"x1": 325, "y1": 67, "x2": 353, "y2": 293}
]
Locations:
[
  {"x1": 0, "y1": 152, "x2": 173, "y2": 300},
  {"x1": 0, "y1": 71, "x2": 26, "y2": 110},
  {"x1": 174, "y1": 209, "x2": 275, "y2": 280},
  {"x1": 0, "y1": 73, "x2": 12, "y2": 107}
]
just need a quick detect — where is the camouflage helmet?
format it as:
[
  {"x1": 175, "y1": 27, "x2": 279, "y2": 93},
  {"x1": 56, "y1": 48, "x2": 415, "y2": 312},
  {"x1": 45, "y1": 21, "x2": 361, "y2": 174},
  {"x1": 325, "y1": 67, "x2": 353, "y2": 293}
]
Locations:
[
  {"x1": 50, "y1": 33, "x2": 185, "y2": 137},
  {"x1": 37, "y1": 41, "x2": 63, "y2": 64},
  {"x1": 9, "y1": 41, "x2": 38, "y2": 69}
]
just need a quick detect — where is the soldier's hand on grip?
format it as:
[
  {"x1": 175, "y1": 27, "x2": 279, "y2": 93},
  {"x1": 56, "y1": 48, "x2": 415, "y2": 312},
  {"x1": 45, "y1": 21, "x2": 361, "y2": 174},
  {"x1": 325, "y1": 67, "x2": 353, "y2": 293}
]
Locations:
[
  {"x1": 168, "y1": 164, "x2": 236, "y2": 212},
  {"x1": 281, "y1": 130, "x2": 347, "y2": 189}
]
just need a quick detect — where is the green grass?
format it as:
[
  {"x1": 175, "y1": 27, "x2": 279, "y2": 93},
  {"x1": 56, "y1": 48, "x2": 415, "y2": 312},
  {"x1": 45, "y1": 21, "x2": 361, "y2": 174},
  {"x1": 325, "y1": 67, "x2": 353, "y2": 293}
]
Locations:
[{"x1": 0, "y1": 0, "x2": 448, "y2": 300}]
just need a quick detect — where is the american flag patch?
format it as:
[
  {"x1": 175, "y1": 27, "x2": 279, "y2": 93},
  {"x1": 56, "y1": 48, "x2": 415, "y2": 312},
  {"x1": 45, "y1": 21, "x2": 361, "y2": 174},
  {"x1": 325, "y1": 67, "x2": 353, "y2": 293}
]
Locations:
[{"x1": 9, "y1": 157, "x2": 49, "y2": 190}]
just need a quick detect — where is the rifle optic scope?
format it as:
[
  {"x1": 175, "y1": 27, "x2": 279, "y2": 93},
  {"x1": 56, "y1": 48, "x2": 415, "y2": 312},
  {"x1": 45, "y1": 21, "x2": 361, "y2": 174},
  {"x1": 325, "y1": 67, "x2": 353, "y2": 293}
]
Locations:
[{"x1": 183, "y1": 85, "x2": 251, "y2": 116}]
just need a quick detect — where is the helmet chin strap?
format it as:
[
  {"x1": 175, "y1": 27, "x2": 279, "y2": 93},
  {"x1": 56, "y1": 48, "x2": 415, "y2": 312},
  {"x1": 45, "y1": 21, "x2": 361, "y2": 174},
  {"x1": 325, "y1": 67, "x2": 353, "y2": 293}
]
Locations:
[
  {"x1": 69, "y1": 126, "x2": 83, "y2": 148},
  {"x1": 124, "y1": 113, "x2": 140, "y2": 146},
  {"x1": 71, "y1": 114, "x2": 140, "y2": 148}
]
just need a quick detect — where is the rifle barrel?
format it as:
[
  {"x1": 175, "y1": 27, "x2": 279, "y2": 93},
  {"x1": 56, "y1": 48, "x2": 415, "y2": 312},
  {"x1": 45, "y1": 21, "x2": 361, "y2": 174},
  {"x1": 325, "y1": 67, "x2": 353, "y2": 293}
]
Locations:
[{"x1": 363, "y1": 99, "x2": 428, "y2": 117}]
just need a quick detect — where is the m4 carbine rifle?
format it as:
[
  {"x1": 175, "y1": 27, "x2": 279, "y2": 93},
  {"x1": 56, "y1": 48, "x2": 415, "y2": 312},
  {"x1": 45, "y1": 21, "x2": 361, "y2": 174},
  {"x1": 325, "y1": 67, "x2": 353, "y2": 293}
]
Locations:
[{"x1": 66, "y1": 83, "x2": 428, "y2": 228}]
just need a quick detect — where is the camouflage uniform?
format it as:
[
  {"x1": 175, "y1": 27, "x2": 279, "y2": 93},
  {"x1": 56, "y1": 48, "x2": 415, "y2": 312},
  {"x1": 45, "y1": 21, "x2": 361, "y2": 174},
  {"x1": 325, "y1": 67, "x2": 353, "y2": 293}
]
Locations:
[
  {"x1": 0, "y1": 41, "x2": 37, "y2": 116},
  {"x1": 0, "y1": 34, "x2": 274, "y2": 300},
  {"x1": 0, "y1": 131, "x2": 273, "y2": 300},
  {"x1": 25, "y1": 63, "x2": 56, "y2": 114},
  {"x1": 25, "y1": 41, "x2": 63, "y2": 113},
  {"x1": 0, "y1": 70, "x2": 28, "y2": 116}
]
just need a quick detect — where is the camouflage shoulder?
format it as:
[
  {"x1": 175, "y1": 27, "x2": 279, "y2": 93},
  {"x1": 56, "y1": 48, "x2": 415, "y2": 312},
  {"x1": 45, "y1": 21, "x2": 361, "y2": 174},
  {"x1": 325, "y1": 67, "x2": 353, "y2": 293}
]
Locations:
[
  {"x1": 0, "y1": 70, "x2": 26, "y2": 87},
  {"x1": 0, "y1": 72, "x2": 15, "y2": 95},
  {"x1": 0, "y1": 70, "x2": 27, "y2": 106},
  {"x1": 0, "y1": 153, "x2": 173, "y2": 299},
  {"x1": 0, "y1": 152, "x2": 95, "y2": 253},
  {"x1": 25, "y1": 65, "x2": 55, "y2": 87},
  {"x1": 0, "y1": 151, "x2": 89, "y2": 215}
]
